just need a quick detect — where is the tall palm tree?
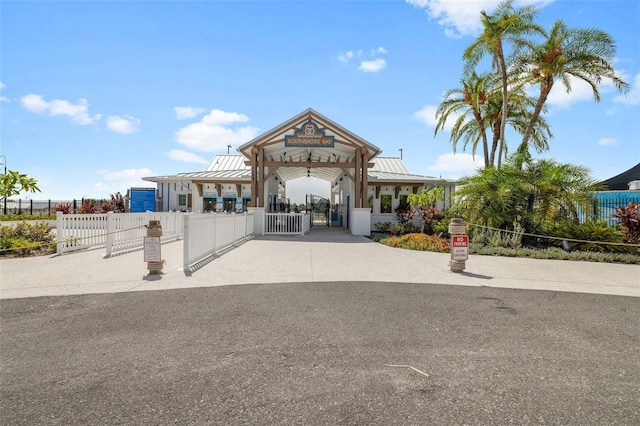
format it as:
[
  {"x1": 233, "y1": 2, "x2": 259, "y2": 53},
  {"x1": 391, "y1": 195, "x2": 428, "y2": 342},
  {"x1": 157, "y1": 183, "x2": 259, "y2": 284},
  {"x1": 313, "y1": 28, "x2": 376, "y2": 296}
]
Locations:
[
  {"x1": 434, "y1": 71, "x2": 494, "y2": 167},
  {"x1": 435, "y1": 72, "x2": 552, "y2": 168},
  {"x1": 463, "y1": 0, "x2": 544, "y2": 165},
  {"x1": 514, "y1": 19, "x2": 629, "y2": 156}
]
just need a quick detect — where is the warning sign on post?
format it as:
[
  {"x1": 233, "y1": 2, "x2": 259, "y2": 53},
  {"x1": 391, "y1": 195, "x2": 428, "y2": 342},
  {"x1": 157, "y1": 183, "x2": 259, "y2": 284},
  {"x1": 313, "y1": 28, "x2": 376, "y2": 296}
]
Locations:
[
  {"x1": 144, "y1": 237, "x2": 162, "y2": 262},
  {"x1": 451, "y1": 235, "x2": 469, "y2": 261}
]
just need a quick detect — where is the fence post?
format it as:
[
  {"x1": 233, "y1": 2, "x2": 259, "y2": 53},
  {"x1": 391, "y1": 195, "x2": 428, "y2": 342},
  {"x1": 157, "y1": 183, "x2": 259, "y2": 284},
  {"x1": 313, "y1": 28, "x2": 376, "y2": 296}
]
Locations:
[
  {"x1": 183, "y1": 213, "x2": 189, "y2": 271},
  {"x1": 105, "y1": 211, "x2": 115, "y2": 257},
  {"x1": 56, "y1": 211, "x2": 64, "y2": 255},
  {"x1": 30, "y1": 199, "x2": 33, "y2": 216}
]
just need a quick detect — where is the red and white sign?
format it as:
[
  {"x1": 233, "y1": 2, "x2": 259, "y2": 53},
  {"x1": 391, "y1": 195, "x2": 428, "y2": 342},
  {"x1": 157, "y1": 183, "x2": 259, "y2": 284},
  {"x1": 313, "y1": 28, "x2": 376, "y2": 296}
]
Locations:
[{"x1": 451, "y1": 235, "x2": 469, "y2": 261}]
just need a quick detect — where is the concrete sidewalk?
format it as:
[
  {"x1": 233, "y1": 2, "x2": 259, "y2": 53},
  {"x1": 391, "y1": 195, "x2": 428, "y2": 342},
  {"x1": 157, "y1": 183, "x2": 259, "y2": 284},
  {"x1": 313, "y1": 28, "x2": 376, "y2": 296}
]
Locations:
[{"x1": 1, "y1": 228, "x2": 638, "y2": 299}]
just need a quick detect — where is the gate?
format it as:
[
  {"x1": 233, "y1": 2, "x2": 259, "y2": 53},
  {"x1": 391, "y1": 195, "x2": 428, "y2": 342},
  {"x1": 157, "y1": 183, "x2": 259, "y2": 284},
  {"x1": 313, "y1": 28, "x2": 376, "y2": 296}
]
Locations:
[{"x1": 306, "y1": 194, "x2": 330, "y2": 228}]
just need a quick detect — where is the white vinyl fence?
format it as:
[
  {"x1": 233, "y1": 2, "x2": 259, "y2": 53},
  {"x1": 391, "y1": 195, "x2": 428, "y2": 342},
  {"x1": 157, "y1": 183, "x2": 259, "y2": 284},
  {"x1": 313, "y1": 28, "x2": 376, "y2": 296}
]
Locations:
[
  {"x1": 56, "y1": 211, "x2": 185, "y2": 256},
  {"x1": 265, "y1": 213, "x2": 309, "y2": 235},
  {"x1": 183, "y1": 212, "x2": 254, "y2": 271}
]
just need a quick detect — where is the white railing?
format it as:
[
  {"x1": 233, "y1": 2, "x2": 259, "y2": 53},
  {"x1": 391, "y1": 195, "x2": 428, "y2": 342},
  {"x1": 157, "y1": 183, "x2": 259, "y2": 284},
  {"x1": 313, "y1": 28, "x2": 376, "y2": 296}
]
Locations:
[
  {"x1": 56, "y1": 211, "x2": 185, "y2": 256},
  {"x1": 265, "y1": 213, "x2": 308, "y2": 235},
  {"x1": 183, "y1": 212, "x2": 254, "y2": 270}
]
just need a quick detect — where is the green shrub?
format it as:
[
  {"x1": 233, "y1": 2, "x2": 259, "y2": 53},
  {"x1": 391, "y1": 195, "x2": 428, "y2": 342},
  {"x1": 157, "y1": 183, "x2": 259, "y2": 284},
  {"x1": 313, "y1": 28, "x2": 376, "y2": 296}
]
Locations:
[
  {"x1": 0, "y1": 221, "x2": 55, "y2": 256},
  {"x1": 382, "y1": 233, "x2": 450, "y2": 253},
  {"x1": 373, "y1": 222, "x2": 390, "y2": 233},
  {"x1": 390, "y1": 224, "x2": 405, "y2": 236},
  {"x1": 548, "y1": 220, "x2": 627, "y2": 252}
]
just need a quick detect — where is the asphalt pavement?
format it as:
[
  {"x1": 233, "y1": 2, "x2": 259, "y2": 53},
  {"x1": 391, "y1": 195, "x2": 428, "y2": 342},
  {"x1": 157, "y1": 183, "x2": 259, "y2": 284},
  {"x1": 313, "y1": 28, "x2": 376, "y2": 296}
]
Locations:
[{"x1": 1, "y1": 228, "x2": 639, "y2": 425}]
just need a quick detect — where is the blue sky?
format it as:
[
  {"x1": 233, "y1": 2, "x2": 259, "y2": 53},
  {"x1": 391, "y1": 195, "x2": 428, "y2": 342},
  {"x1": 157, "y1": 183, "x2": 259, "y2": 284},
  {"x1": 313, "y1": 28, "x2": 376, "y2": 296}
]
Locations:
[{"x1": 1, "y1": 0, "x2": 639, "y2": 203}]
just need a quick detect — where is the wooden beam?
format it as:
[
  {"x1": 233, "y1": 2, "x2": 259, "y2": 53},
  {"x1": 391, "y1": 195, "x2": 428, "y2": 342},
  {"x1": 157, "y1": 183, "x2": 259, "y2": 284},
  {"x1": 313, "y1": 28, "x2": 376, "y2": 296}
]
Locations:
[
  {"x1": 264, "y1": 166, "x2": 280, "y2": 180},
  {"x1": 340, "y1": 168, "x2": 355, "y2": 182},
  {"x1": 235, "y1": 184, "x2": 242, "y2": 197},
  {"x1": 355, "y1": 148, "x2": 361, "y2": 208},
  {"x1": 362, "y1": 147, "x2": 368, "y2": 208},
  {"x1": 242, "y1": 160, "x2": 372, "y2": 168},
  {"x1": 375, "y1": 186, "x2": 381, "y2": 198},
  {"x1": 394, "y1": 186, "x2": 401, "y2": 199},
  {"x1": 258, "y1": 146, "x2": 264, "y2": 207}
]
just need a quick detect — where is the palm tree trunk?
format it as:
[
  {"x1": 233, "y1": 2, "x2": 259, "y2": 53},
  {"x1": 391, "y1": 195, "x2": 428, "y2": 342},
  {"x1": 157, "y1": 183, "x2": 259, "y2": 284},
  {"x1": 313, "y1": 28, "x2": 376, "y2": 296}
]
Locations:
[
  {"x1": 497, "y1": 41, "x2": 509, "y2": 168},
  {"x1": 489, "y1": 121, "x2": 500, "y2": 167},
  {"x1": 472, "y1": 109, "x2": 490, "y2": 167},
  {"x1": 519, "y1": 76, "x2": 554, "y2": 157}
]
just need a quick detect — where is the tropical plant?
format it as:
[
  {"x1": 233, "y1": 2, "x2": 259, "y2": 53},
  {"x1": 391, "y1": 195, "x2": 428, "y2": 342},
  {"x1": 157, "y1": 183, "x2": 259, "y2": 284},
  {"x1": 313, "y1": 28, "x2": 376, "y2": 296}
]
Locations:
[
  {"x1": 393, "y1": 201, "x2": 412, "y2": 226},
  {"x1": 453, "y1": 154, "x2": 601, "y2": 236},
  {"x1": 513, "y1": 19, "x2": 629, "y2": 156},
  {"x1": 612, "y1": 202, "x2": 639, "y2": 245},
  {"x1": 54, "y1": 203, "x2": 72, "y2": 214},
  {"x1": 548, "y1": 220, "x2": 626, "y2": 252},
  {"x1": 435, "y1": 72, "x2": 552, "y2": 168},
  {"x1": 0, "y1": 170, "x2": 40, "y2": 199},
  {"x1": 463, "y1": 0, "x2": 544, "y2": 163},
  {"x1": 407, "y1": 187, "x2": 445, "y2": 234},
  {"x1": 78, "y1": 200, "x2": 97, "y2": 214}
]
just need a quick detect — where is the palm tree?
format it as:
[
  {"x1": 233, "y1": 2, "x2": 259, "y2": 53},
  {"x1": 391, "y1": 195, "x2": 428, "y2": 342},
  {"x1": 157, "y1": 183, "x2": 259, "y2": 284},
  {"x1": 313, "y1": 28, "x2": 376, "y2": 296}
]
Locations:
[
  {"x1": 434, "y1": 71, "x2": 494, "y2": 167},
  {"x1": 463, "y1": 0, "x2": 544, "y2": 167},
  {"x1": 435, "y1": 72, "x2": 552, "y2": 168},
  {"x1": 454, "y1": 153, "x2": 601, "y2": 233},
  {"x1": 514, "y1": 20, "x2": 629, "y2": 156}
]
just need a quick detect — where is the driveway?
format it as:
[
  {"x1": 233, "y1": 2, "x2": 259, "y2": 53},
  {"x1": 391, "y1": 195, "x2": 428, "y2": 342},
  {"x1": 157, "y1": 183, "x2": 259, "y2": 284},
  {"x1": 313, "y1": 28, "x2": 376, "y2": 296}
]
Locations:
[{"x1": 1, "y1": 282, "x2": 638, "y2": 425}]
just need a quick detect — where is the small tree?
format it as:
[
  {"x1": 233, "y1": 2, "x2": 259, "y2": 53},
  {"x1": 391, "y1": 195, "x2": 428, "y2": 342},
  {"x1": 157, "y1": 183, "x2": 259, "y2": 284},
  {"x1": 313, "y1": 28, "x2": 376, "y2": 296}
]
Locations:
[
  {"x1": 0, "y1": 170, "x2": 40, "y2": 199},
  {"x1": 407, "y1": 188, "x2": 445, "y2": 234}
]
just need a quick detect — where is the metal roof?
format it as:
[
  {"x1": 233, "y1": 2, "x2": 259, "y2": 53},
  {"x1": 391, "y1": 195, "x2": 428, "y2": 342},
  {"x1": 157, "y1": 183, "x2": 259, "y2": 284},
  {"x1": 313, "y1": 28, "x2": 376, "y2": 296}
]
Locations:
[
  {"x1": 143, "y1": 154, "x2": 455, "y2": 185},
  {"x1": 204, "y1": 155, "x2": 249, "y2": 172},
  {"x1": 369, "y1": 157, "x2": 410, "y2": 174}
]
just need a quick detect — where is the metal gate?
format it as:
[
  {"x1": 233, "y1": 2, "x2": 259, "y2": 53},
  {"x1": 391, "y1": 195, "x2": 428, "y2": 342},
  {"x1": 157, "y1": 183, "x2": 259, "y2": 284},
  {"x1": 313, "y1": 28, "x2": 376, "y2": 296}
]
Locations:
[{"x1": 306, "y1": 194, "x2": 330, "y2": 228}]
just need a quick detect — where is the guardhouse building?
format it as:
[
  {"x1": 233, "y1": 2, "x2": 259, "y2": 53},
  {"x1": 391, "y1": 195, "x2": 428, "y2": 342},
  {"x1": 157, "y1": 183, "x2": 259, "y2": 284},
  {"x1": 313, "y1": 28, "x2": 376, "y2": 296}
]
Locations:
[{"x1": 143, "y1": 109, "x2": 456, "y2": 236}]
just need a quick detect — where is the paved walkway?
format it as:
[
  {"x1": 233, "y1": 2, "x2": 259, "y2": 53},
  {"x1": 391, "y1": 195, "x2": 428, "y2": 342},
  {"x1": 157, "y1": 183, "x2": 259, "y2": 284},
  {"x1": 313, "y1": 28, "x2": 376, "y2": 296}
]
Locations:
[{"x1": 1, "y1": 228, "x2": 638, "y2": 299}]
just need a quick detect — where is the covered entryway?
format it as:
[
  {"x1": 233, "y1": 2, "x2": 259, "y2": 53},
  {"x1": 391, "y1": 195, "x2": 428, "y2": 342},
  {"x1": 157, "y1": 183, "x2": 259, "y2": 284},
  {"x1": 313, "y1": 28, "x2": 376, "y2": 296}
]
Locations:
[{"x1": 238, "y1": 108, "x2": 380, "y2": 236}]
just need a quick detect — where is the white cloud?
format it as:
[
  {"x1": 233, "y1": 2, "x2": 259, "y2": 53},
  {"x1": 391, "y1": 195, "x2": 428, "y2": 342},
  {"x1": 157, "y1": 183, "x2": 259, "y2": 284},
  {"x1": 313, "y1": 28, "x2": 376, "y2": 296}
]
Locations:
[
  {"x1": 406, "y1": 0, "x2": 553, "y2": 38},
  {"x1": 201, "y1": 109, "x2": 250, "y2": 126},
  {"x1": 426, "y1": 153, "x2": 485, "y2": 179},
  {"x1": 174, "y1": 106, "x2": 205, "y2": 120},
  {"x1": 338, "y1": 51, "x2": 354, "y2": 64},
  {"x1": 413, "y1": 104, "x2": 439, "y2": 128},
  {"x1": 106, "y1": 115, "x2": 141, "y2": 134},
  {"x1": 20, "y1": 94, "x2": 100, "y2": 125},
  {"x1": 413, "y1": 104, "x2": 461, "y2": 132},
  {"x1": 174, "y1": 109, "x2": 260, "y2": 153},
  {"x1": 166, "y1": 149, "x2": 208, "y2": 164},
  {"x1": 94, "y1": 168, "x2": 156, "y2": 195},
  {"x1": 0, "y1": 81, "x2": 5, "y2": 89},
  {"x1": 0, "y1": 97, "x2": 9, "y2": 103},
  {"x1": 339, "y1": 47, "x2": 387, "y2": 71},
  {"x1": 21, "y1": 94, "x2": 50, "y2": 113},
  {"x1": 359, "y1": 58, "x2": 387, "y2": 73},
  {"x1": 597, "y1": 137, "x2": 617, "y2": 146},
  {"x1": 613, "y1": 73, "x2": 640, "y2": 106}
]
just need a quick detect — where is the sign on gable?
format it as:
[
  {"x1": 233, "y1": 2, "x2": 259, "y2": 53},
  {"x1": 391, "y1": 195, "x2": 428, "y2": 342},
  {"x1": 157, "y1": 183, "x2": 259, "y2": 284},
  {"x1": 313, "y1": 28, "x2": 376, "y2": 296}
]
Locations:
[{"x1": 284, "y1": 121, "x2": 335, "y2": 148}]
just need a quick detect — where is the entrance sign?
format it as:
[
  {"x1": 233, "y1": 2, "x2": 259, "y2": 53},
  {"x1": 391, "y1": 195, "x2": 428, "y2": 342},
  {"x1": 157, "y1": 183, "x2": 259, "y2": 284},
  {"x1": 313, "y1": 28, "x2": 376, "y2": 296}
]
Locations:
[
  {"x1": 284, "y1": 121, "x2": 335, "y2": 147},
  {"x1": 451, "y1": 235, "x2": 469, "y2": 261},
  {"x1": 144, "y1": 237, "x2": 162, "y2": 262}
]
